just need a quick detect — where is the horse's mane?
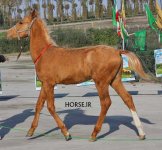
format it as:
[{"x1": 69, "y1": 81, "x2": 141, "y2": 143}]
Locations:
[{"x1": 39, "y1": 18, "x2": 58, "y2": 47}]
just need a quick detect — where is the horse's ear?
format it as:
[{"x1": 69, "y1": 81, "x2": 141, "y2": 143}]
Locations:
[{"x1": 30, "y1": 9, "x2": 38, "y2": 18}]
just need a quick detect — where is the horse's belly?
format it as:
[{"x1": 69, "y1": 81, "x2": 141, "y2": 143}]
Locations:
[{"x1": 57, "y1": 70, "x2": 91, "y2": 84}]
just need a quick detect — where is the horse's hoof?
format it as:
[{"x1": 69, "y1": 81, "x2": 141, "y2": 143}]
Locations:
[
  {"x1": 139, "y1": 135, "x2": 146, "y2": 140},
  {"x1": 26, "y1": 131, "x2": 34, "y2": 137},
  {"x1": 65, "y1": 134, "x2": 72, "y2": 141},
  {"x1": 89, "y1": 137, "x2": 97, "y2": 142}
]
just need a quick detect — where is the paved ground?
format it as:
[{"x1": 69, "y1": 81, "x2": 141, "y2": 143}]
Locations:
[{"x1": 0, "y1": 55, "x2": 162, "y2": 150}]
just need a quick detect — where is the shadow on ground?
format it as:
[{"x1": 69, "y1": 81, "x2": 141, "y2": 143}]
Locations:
[
  {"x1": 30, "y1": 108, "x2": 154, "y2": 140},
  {"x1": 0, "y1": 109, "x2": 34, "y2": 139},
  {"x1": 0, "y1": 95, "x2": 19, "y2": 101}
]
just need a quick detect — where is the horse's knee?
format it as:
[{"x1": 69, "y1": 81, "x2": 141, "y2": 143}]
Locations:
[
  {"x1": 47, "y1": 105, "x2": 55, "y2": 114},
  {"x1": 106, "y1": 99, "x2": 112, "y2": 108},
  {"x1": 101, "y1": 99, "x2": 111, "y2": 113}
]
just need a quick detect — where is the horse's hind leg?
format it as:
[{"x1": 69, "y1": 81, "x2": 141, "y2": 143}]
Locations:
[
  {"x1": 111, "y1": 76, "x2": 145, "y2": 140},
  {"x1": 27, "y1": 87, "x2": 46, "y2": 137},
  {"x1": 43, "y1": 82, "x2": 71, "y2": 141},
  {"x1": 90, "y1": 81, "x2": 111, "y2": 141}
]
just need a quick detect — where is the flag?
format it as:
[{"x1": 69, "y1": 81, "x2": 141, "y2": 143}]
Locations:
[
  {"x1": 144, "y1": 4, "x2": 157, "y2": 30},
  {"x1": 134, "y1": 30, "x2": 146, "y2": 51},
  {"x1": 156, "y1": 0, "x2": 162, "y2": 29},
  {"x1": 112, "y1": 0, "x2": 117, "y2": 26}
]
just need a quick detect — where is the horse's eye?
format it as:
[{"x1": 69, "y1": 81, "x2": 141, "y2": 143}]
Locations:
[{"x1": 19, "y1": 21, "x2": 23, "y2": 24}]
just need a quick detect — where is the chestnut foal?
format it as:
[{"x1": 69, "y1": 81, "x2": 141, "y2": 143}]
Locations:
[{"x1": 7, "y1": 10, "x2": 149, "y2": 141}]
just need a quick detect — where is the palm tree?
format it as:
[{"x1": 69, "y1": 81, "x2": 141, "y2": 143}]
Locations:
[
  {"x1": 32, "y1": 3, "x2": 39, "y2": 11},
  {"x1": 99, "y1": 0, "x2": 104, "y2": 18},
  {"x1": 125, "y1": 0, "x2": 132, "y2": 16},
  {"x1": 0, "y1": 8, "x2": 4, "y2": 26},
  {"x1": 57, "y1": 0, "x2": 63, "y2": 22},
  {"x1": 95, "y1": 0, "x2": 103, "y2": 19},
  {"x1": 107, "y1": 0, "x2": 113, "y2": 17},
  {"x1": 82, "y1": 0, "x2": 88, "y2": 20},
  {"x1": 89, "y1": 0, "x2": 94, "y2": 17},
  {"x1": 95, "y1": 0, "x2": 100, "y2": 18},
  {"x1": 72, "y1": 0, "x2": 77, "y2": 21},
  {"x1": 65, "y1": 3, "x2": 70, "y2": 19},
  {"x1": 139, "y1": 0, "x2": 144, "y2": 14},
  {"x1": 4, "y1": 0, "x2": 22, "y2": 26},
  {"x1": 48, "y1": 3, "x2": 55, "y2": 22},
  {"x1": 47, "y1": 0, "x2": 54, "y2": 22},
  {"x1": 134, "y1": 0, "x2": 139, "y2": 15},
  {"x1": 149, "y1": 0, "x2": 155, "y2": 13},
  {"x1": 42, "y1": 0, "x2": 47, "y2": 20},
  {"x1": 36, "y1": 0, "x2": 40, "y2": 14}
]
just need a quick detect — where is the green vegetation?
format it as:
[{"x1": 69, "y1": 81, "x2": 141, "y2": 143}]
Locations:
[
  {"x1": 156, "y1": 64, "x2": 162, "y2": 74},
  {"x1": 51, "y1": 28, "x2": 119, "y2": 47},
  {"x1": 0, "y1": 32, "x2": 6, "y2": 39},
  {"x1": 0, "y1": 32, "x2": 29, "y2": 54}
]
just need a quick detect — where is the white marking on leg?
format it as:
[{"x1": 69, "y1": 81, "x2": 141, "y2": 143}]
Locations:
[{"x1": 130, "y1": 110, "x2": 145, "y2": 136}]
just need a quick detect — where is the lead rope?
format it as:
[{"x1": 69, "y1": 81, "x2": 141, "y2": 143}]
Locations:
[{"x1": 16, "y1": 47, "x2": 23, "y2": 61}]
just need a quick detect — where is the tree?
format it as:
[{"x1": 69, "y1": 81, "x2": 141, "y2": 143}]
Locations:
[
  {"x1": 107, "y1": 0, "x2": 113, "y2": 17},
  {"x1": 134, "y1": 0, "x2": 139, "y2": 15},
  {"x1": 36, "y1": 0, "x2": 40, "y2": 14},
  {"x1": 42, "y1": 0, "x2": 47, "y2": 20},
  {"x1": 65, "y1": 3, "x2": 70, "y2": 19},
  {"x1": 32, "y1": 3, "x2": 39, "y2": 11},
  {"x1": 72, "y1": 0, "x2": 77, "y2": 21},
  {"x1": 57, "y1": 0, "x2": 64, "y2": 22},
  {"x1": 89, "y1": 0, "x2": 95, "y2": 17},
  {"x1": 139, "y1": 0, "x2": 144, "y2": 14},
  {"x1": 95, "y1": 0, "x2": 100, "y2": 18},
  {"x1": 0, "y1": 0, "x2": 22, "y2": 26},
  {"x1": 0, "y1": 8, "x2": 4, "y2": 25},
  {"x1": 149, "y1": 0, "x2": 155, "y2": 13},
  {"x1": 47, "y1": 0, "x2": 54, "y2": 22},
  {"x1": 125, "y1": 0, "x2": 132, "y2": 16},
  {"x1": 95, "y1": 0, "x2": 103, "y2": 19},
  {"x1": 81, "y1": 0, "x2": 88, "y2": 20}
]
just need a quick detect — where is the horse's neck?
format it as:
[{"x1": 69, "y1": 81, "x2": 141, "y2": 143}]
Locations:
[{"x1": 30, "y1": 19, "x2": 52, "y2": 62}]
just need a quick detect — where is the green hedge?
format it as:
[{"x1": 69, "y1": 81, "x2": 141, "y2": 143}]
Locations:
[
  {"x1": 51, "y1": 28, "x2": 92, "y2": 47},
  {"x1": 0, "y1": 32, "x2": 29, "y2": 53},
  {"x1": 51, "y1": 28, "x2": 119, "y2": 47}
]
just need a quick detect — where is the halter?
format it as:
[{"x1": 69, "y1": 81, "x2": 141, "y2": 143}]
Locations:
[
  {"x1": 14, "y1": 17, "x2": 37, "y2": 41},
  {"x1": 13, "y1": 18, "x2": 37, "y2": 60},
  {"x1": 13, "y1": 17, "x2": 53, "y2": 64}
]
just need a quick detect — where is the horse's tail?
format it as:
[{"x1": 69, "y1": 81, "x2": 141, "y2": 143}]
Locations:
[{"x1": 119, "y1": 50, "x2": 156, "y2": 81}]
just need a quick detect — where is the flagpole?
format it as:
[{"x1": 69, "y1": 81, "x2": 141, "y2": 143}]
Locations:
[{"x1": 122, "y1": 39, "x2": 125, "y2": 50}]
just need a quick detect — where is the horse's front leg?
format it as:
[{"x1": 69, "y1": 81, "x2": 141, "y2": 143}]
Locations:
[
  {"x1": 27, "y1": 87, "x2": 46, "y2": 137},
  {"x1": 44, "y1": 82, "x2": 71, "y2": 141}
]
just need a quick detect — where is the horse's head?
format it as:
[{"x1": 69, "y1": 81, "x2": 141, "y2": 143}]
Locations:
[{"x1": 7, "y1": 10, "x2": 39, "y2": 40}]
